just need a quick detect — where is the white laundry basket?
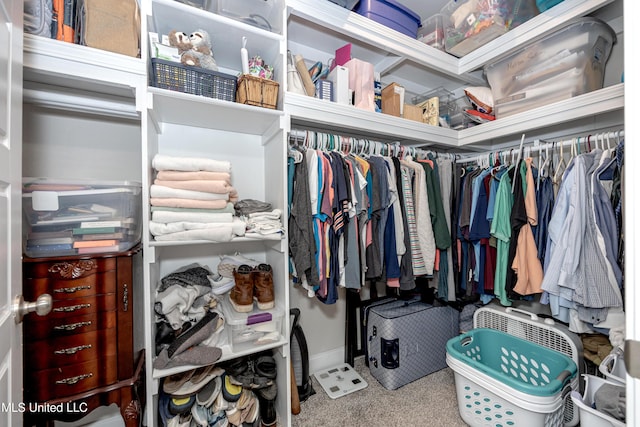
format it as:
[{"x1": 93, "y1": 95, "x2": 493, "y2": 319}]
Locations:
[
  {"x1": 447, "y1": 328, "x2": 577, "y2": 427},
  {"x1": 474, "y1": 304, "x2": 583, "y2": 426},
  {"x1": 570, "y1": 375, "x2": 626, "y2": 427}
]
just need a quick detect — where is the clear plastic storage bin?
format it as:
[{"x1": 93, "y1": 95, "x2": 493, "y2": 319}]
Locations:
[
  {"x1": 217, "y1": 0, "x2": 284, "y2": 34},
  {"x1": 484, "y1": 17, "x2": 616, "y2": 118},
  {"x1": 417, "y1": 14, "x2": 445, "y2": 51},
  {"x1": 22, "y1": 179, "x2": 142, "y2": 258},
  {"x1": 221, "y1": 295, "x2": 284, "y2": 352},
  {"x1": 442, "y1": 0, "x2": 538, "y2": 57}
]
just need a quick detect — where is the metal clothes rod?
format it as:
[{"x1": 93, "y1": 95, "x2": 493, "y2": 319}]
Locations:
[
  {"x1": 289, "y1": 129, "x2": 456, "y2": 160},
  {"x1": 455, "y1": 130, "x2": 625, "y2": 164}
]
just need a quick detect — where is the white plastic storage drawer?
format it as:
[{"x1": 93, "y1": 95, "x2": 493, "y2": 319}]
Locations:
[
  {"x1": 22, "y1": 179, "x2": 142, "y2": 258},
  {"x1": 484, "y1": 17, "x2": 616, "y2": 118},
  {"x1": 221, "y1": 296, "x2": 284, "y2": 352}
]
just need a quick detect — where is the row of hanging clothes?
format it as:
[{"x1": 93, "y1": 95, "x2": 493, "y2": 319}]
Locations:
[
  {"x1": 287, "y1": 130, "x2": 458, "y2": 305},
  {"x1": 455, "y1": 130, "x2": 625, "y2": 342}
]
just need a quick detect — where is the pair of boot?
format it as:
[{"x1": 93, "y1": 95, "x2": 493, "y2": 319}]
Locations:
[{"x1": 231, "y1": 264, "x2": 274, "y2": 313}]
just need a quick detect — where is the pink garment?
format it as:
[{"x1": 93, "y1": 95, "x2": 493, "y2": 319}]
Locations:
[
  {"x1": 150, "y1": 198, "x2": 229, "y2": 209},
  {"x1": 154, "y1": 179, "x2": 233, "y2": 194},
  {"x1": 156, "y1": 170, "x2": 231, "y2": 183}
]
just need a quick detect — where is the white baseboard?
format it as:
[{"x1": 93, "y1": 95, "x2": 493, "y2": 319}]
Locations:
[{"x1": 309, "y1": 346, "x2": 346, "y2": 374}]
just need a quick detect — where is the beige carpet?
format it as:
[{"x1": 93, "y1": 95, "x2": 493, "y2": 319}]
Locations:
[{"x1": 291, "y1": 356, "x2": 467, "y2": 427}]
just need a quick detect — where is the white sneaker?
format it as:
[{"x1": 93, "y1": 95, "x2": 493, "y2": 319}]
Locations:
[
  {"x1": 217, "y1": 253, "x2": 259, "y2": 278},
  {"x1": 208, "y1": 273, "x2": 235, "y2": 295}
]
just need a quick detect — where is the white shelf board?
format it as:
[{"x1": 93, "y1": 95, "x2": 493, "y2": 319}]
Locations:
[
  {"x1": 152, "y1": 338, "x2": 287, "y2": 380},
  {"x1": 148, "y1": 87, "x2": 284, "y2": 134},
  {"x1": 458, "y1": 84, "x2": 624, "y2": 146},
  {"x1": 23, "y1": 34, "x2": 146, "y2": 92},
  {"x1": 149, "y1": 233, "x2": 284, "y2": 247},
  {"x1": 284, "y1": 92, "x2": 458, "y2": 147},
  {"x1": 457, "y1": 0, "x2": 616, "y2": 74},
  {"x1": 287, "y1": 0, "x2": 467, "y2": 80}
]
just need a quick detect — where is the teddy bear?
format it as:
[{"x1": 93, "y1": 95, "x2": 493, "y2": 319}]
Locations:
[{"x1": 180, "y1": 29, "x2": 219, "y2": 71}]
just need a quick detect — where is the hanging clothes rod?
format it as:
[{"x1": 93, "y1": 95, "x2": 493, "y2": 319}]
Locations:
[
  {"x1": 455, "y1": 129, "x2": 625, "y2": 164},
  {"x1": 288, "y1": 129, "x2": 457, "y2": 160}
]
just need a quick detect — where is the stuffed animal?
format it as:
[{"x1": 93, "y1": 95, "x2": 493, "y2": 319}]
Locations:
[
  {"x1": 181, "y1": 29, "x2": 219, "y2": 71},
  {"x1": 168, "y1": 30, "x2": 192, "y2": 55}
]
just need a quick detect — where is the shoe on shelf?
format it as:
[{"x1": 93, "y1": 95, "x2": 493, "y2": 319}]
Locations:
[
  {"x1": 253, "y1": 355, "x2": 277, "y2": 380},
  {"x1": 255, "y1": 383, "x2": 277, "y2": 427},
  {"x1": 196, "y1": 375, "x2": 222, "y2": 408},
  {"x1": 253, "y1": 264, "x2": 275, "y2": 310},
  {"x1": 218, "y1": 253, "x2": 260, "y2": 278},
  {"x1": 240, "y1": 391, "x2": 259, "y2": 425},
  {"x1": 230, "y1": 265, "x2": 255, "y2": 313},
  {"x1": 222, "y1": 373, "x2": 243, "y2": 402},
  {"x1": 209, "y1": 273, "x2": 236, "y2": 296}
]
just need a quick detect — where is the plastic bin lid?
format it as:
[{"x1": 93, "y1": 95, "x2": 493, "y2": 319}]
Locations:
[{"x1": 371, "y1": 0, "x2": 421, "y2": 23}]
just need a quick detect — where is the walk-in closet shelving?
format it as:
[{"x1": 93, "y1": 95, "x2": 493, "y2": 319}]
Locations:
[
  {"x1": 143, "y1": 1, "x2": 290, "y2": 426},
  {"x1": 285, "y1": 0, "x2": 624, "y2": 149}
]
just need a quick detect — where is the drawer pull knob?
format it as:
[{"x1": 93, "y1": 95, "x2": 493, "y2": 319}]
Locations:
[
  {"x1": 53, "y1": 321, "x2": 92, "y2": 331},
  {"x1": 54, "y1": 285, "x2": 92, "y2": 294},
  {"x1": 54, "y1": 344, "x2": 92, "y2": 355},
  {"x1": 53, "y1": 303, "x2": 91, "y2": 313},
  {"x1": 49, "y1": 260, "x2": 97, "y2": 279},
  {"x1": 55, "y1": 373, "x2": 93, "y2": 385}
]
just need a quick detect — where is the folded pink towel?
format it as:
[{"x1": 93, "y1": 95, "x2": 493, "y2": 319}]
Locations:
[
  {"x1": 150, "y1": 184, "x2": 228, "y2": 200},
  {"x1": 156, "y1": 170, "x2": 232, "y2": 182},
  {"x1": 154, "y1": 179, "x2": 232, "y2": 194},
  {"x1": 150, "y1": 198, "x2": 230, "y2": 210}
]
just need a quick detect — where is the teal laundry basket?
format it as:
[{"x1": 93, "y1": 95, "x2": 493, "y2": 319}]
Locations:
[{"x1": 446, "y1": 328, "x2": 577, "y2": 427}]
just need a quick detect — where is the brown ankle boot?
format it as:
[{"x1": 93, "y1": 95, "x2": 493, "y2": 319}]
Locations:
[
  {"x1": 231, "y1": 265, "x2": 255, "y2": 313},
  {"x1": 253, "y1": 264, "x2": 275, "y2": 310}
]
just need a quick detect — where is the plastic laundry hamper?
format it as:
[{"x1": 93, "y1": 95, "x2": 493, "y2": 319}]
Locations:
[
  {"x1": 447, "y1": 328, "x2": 577, "y2": 427},
  {"x1": 474, "y1": 304, "x2": 583, "y2": 426},
  {"x1": 570, "y1": 375, "x2": 626, "y2": 427}
]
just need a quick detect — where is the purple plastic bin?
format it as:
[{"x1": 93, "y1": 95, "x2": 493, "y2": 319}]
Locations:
[{"x1": 354, "y1": 0, "x2": 421, "y2": 38}]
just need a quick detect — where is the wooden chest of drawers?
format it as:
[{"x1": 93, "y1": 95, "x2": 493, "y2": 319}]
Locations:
[{"x1": 22, "y1": 247, "x2": 143, "y2": 426}]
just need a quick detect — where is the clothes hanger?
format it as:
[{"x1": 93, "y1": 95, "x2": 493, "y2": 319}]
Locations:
[{"x1": 553, "y1": 139, "x2": 566, "y2": 185}]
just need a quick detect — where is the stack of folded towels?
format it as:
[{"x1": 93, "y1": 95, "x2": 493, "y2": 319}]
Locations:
[{"x1": 150, "y1": 154, "x2": 246, "y2": 242}]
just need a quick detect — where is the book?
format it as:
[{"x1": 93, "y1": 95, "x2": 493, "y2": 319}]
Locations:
[
  {"x1": 77, "y1": 245, "x2": 121, "y2": 255},
  {"x1": 81, "y1": 232, "x2": 124, "y2": 240},
  {"x1": 73, "y1": 239, "x2": 118, "y2": 249},
  {"x1": 80, "y1": 220, "x2": 124, "y2": 229},
  {"x1": 27, "y1": 230, "x2": 73, "y2": 240},
  {"x1": 25, "y1": 243, "x2": 74, "y2": 253},
  {"x1": 26, "y1": 237, "x2": 74, "y2": 246},
  {"x1": 73, "y1": 227, "x2": 118, "y2": 235}
]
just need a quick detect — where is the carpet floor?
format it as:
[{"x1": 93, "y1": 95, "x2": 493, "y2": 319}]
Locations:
[{"x1": 291, "y1": 356, "x2": 467, "y2": 427}]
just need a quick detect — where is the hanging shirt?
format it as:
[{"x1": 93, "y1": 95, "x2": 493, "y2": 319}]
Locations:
[{"x1": 490, "y1": 166, "x2": 514, "y2": 306}]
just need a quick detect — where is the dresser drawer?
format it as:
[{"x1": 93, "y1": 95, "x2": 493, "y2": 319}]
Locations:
[
  {"x1": 23, "y1": 271, "x2": 116, "y2": 301},
  {"x1": 24, "y1": 258, "x2": 116, "y2": 280},
  {"x1": 24, "y1": 311, "x2": 116, "y2": 341},
  {"x1": 24, "y1": 354, "x2": 118, "y2": 402},
  {"x1": 25, "y1": 293, "x2": 117, "y2": 321},
  {"x1": 25, "y1": 329, "x2": 117, "y2": 370}
]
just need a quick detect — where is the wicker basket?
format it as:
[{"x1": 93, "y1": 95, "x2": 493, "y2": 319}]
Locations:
[
  {"x1": 236, "y1": 74, "x2": 279, "y2": 109},
  {"x1": 151, "y1": 58, "x2": 237, "y2": 101}
]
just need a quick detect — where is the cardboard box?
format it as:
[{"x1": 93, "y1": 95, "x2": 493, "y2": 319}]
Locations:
[
  {"x1": 403, "y1": 104, "x2": 424, "y2": 123},
  {"x1": 381, "y1": 82, "x2": 404, "y2": 117},
  {"x1": 78, "y1": 0, "x2": 140, "y2": 57}
]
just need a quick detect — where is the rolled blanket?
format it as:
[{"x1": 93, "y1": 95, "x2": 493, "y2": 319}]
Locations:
[
  {"x1": 150, "y1": 184, "x2": 228, "y2": 200},
  {"x1": 157, "y1": 170, "x2": 231, "y2": 182},
  {"x1": 152, "y1": 154, "x2": 231, "y2": 172},
  {"x1": 150, "y1": 198, "x2": 230, "y2": 210},
  {"x1": 151, "y1": 210, "x2": 233, "y2": 224},
  {"x1": 154, "y1": 179, "x2": 233, "y2": 194}
]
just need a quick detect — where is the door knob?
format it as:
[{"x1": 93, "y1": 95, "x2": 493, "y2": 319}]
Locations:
[{"x1": 13, "y1": 294, "x2": 52, "y2": 324}]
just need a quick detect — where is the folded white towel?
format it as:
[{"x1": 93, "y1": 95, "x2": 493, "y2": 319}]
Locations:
[
  {"x1": 151, "y1": 218, "x2": 246, "y2": 240},
  {"x1": 150, "y1": 185, "x2": 228, "y2": 201},
  {"x1": 247, "y1": 209, "x2": 282, "y2": 220},
  {"x1": 152, "y1": 154, "x2": 232, "y2": 172},
  {"x1": 151, "y1": 211, "x2": 233, "y2": 224}
]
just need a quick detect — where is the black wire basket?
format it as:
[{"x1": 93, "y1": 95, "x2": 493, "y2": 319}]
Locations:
[{"x1": 150, "y1": 58, "x2": 237, "y2": 101}]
